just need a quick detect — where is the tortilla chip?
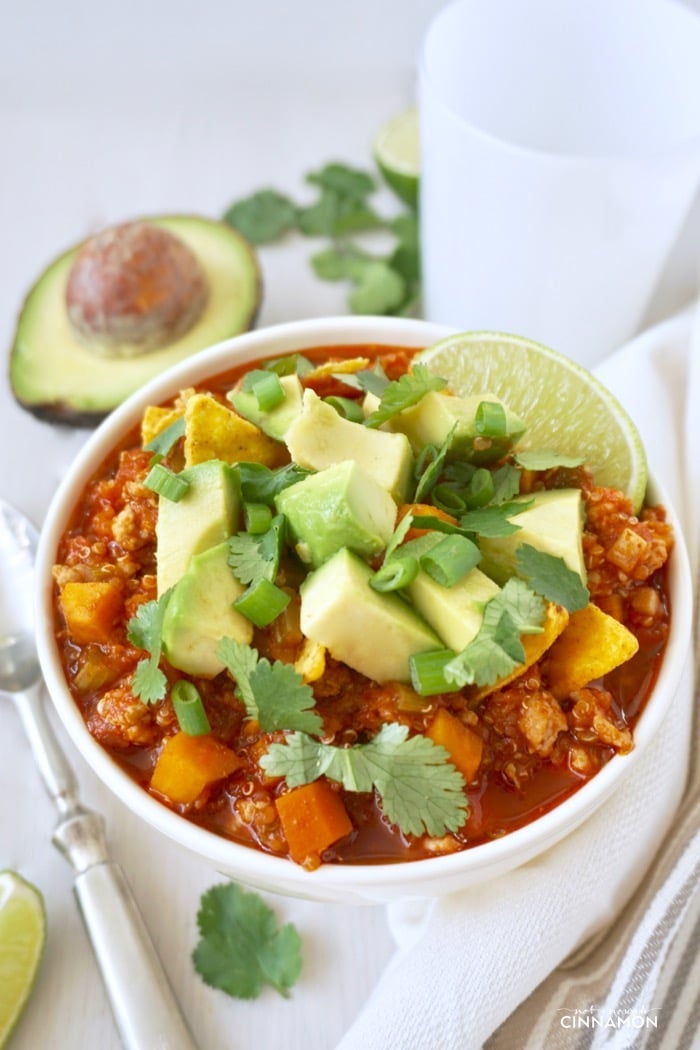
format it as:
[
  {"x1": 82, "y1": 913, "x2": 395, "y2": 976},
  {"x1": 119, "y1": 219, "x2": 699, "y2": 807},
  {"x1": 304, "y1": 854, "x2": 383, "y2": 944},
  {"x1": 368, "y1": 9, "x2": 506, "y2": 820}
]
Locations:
[
  {"x1": 471, "y1": 602, "x2": 570, "y2": 702},
  {"x1": 141, "y1": 405, "x2": 183, "y2": 447},
  {"x1": 304, "y1": 356, "x2": 371, "y2": 380},
  {"x1": 183, "y1": 393, "x2": 287, "y2": 467},
  {"x1": 546, "y1": 603, "x2": 639, "y2": 699}
]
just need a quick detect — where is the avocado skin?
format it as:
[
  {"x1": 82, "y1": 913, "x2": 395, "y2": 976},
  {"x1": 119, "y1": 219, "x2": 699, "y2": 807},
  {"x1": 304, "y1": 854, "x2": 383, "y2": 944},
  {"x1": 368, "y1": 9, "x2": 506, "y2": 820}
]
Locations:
[{"x1": 9, "y1": 215, "x2": 262, "y2": 427}]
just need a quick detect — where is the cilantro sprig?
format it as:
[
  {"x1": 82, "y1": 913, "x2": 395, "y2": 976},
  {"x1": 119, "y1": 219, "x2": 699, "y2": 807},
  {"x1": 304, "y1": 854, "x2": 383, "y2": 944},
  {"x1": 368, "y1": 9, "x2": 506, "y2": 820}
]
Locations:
[
  {"x1": 127, "y1": 592, "x2": 172, "y2": 703},
  {"x1": 218, "y1": 638, "x2": 323, "y2": 736},
  {"x1": 261, "y1": 723, "x2": 468, "y2": 838},
  {"x1": 223, "y1": 161, "x2": 420, "y2": 316},
  {"x1": 516, "y1": 545, "x2": 589, "y2": 612},
  {"x1": 227, "y1": 515, "x2": 286, "y2": 587},
  {"x1": 444, "y1": 578, "x2": 547, "y2": 689},
  {"x1": 193, "y1": 882, "x2": 301, "y2": 1000},
  {"x1": 364, "y1": 365, "x2": 447, "y2": 428}
]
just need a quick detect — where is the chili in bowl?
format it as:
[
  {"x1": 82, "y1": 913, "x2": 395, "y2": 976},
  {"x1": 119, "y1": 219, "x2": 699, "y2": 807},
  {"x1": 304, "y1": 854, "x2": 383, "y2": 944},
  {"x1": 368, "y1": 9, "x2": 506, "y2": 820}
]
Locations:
[{"x1": 35, "y1": 317, "x2": 692, "y2": 903}]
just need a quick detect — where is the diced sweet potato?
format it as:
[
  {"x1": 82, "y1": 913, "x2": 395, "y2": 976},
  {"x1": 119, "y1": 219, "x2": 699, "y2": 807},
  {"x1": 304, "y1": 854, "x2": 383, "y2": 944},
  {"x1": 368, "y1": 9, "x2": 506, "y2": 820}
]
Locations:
[
  {"x1": 150, "y1": 732, "x2": 243, "y2": 805},
  {"x1": 275, "y1": 781, "x2": 353, "y2": 866},
  {"x1": 59, "y1": 579, "x2": 124, "y2": 644},
  {"x1": 184, "y1": 393, "x2": 287, "y2": 468},
  {"x1": 427, "y1": 708, "x2": 483, "y2": 782},
  {"x1": 546, "y1": 603, "x2": 639, "y2": 698}
]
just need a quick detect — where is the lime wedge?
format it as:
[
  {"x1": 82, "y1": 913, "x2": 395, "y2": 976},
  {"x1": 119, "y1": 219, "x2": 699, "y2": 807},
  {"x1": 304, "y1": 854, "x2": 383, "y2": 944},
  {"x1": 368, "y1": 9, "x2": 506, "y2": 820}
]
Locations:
[
  {"x1": 0, "y1": 872, "x2": 46, "y2": 1048},
  {"x1": 416, "y1": 331, "x2": 648, "y2": 511},
  {"x1": 374, "y1": 108, "x2": 420, "y2": 208}
]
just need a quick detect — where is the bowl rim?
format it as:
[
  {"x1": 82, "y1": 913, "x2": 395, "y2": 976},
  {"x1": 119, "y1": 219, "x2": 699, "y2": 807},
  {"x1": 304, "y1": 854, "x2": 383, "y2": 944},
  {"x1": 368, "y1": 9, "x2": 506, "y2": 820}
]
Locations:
[{"x1": 34, "y1": 315, "x2": 694, "y2": 900}]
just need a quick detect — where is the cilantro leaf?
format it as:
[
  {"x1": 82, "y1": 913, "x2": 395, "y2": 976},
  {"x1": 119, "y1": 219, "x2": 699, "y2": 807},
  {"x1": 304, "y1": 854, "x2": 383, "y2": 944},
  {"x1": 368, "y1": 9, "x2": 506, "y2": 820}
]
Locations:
[
  {"x1": 227, "y1": 515, "x2": 286, "y2": 587},
  {"x1": 193, "y1": 882, "x2": 301, "y2": 1000},
  {"x1": 515, "y1": 544, "x2": 590, "y2": 612},
  {"x1": 460, "y1": 499, "x2": 534, "y2": 538},
  {"x1": 306, "y1": 163, "x2": 376, "y2": 199},
  {"x1": 298, "y1": 189, "x2": 382, "y2": 238},
  {"x1": 310, "y1": 244, "x2": 370, "y2": 282},
  {"x1": 261, "y1": 723, "x2": 468, "y2": 837},
  {"x1": 348, "y1": 260, "x2": 406, "y2": 315},
  {"x1": 515, "y1": 450, "x2": 585, "y2": 471},
  {"x1": 332, "y1": 365, "x2": 389, "y2": 397},
  {"x1": 218, "y1": 638, "x2": 323, "y2": 735},
  {"x1": 127, "y1": 592, "x2": 171, "y2": 703},
  {"x1": 364, "y1": 365, "x2": 447, "y2": 428},
  {"x1": 236, "y1": 462, "x2": 310, "y2": 505},
  {"x1": 223, "y1": 189, "x2": 298, "y2": 245},
  {"x1": 444, "y1": 579, "x2": 546, "y2": 688},
  {"x1": 490, "y1": 463, "x2": 523, "y2": 503}
]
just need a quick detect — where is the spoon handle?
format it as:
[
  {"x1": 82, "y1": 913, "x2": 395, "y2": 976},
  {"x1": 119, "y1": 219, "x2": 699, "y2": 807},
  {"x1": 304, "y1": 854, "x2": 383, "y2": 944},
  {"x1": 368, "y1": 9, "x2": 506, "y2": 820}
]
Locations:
[
  {"x1": 74, "y1": 859, "x2": 199, "y2": 1050},
  {"x1": 12, "y1": 682, "x2": 79, "y2": 816}
]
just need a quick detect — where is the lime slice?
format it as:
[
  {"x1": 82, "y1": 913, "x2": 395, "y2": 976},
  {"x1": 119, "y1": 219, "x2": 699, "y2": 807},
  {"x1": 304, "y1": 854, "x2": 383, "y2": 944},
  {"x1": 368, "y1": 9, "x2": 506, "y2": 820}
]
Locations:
[
  {"x1": 374, "y1": 108, "x2": 420, "y2": 208},
  {"x1": 416, "y1": 331, "x2": 648, "y2": 511},
  {"x1": 0, "y1": 871, "x2": 46, "y2": 1048}
]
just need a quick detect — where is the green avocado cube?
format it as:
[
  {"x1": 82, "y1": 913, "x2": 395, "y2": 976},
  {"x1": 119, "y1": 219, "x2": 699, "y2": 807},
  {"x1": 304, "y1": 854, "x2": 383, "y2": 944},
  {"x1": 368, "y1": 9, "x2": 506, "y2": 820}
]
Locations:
[
  {"x1": 403, "y1": 533, "x2": 500, "y2": 651},
  {"x1": 276, "y1": 460, "x2": 396, "y2": 567},
  {"x1": 392, "y1": 391, "x2": 526, "y2": 465},
  {"x1": 300, "y1": 548, "x2": 440, "y2": 683},
  {"x1": 161, "y1": 542, "x2": 252, "y2": 677},
  {"x1": 478, "y1": 489, "x2": 586, "y2": 584},
  {"x1": 228, "y1": 373, "x2": 304, "y2": 441},
  {"x1": 285, "y1": 388, "x2": 414, "y2": 502},
  {"x1": 156, "y1": 459, "x2": 241, "y2": 596}
]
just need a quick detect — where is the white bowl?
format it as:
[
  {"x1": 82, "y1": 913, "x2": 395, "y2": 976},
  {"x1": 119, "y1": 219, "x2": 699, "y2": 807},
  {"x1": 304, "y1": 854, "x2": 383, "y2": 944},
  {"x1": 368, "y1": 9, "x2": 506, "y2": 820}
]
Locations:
[{"x1": 35, "y1": 316, "x2": 693, "y2": 904}]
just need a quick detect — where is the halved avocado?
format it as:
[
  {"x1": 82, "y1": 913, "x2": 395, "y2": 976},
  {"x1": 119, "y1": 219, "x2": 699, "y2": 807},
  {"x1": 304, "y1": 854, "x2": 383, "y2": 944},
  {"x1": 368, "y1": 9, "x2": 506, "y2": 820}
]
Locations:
[{"x1": 9, "y1": 215, "x2": 261, "y2": 426}]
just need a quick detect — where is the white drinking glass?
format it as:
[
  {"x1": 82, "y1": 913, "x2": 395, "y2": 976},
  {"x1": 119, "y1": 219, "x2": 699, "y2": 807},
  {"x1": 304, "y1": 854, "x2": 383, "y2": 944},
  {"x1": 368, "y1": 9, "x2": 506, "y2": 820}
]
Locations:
[{"x1": 419, "y1": 0, "x2": 700, "y2": 367}]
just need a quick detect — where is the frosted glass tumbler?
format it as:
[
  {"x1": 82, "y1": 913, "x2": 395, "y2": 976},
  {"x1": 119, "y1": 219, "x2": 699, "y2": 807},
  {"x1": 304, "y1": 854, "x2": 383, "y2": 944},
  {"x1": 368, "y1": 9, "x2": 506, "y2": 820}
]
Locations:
[{"x1": 419, "y1": 0, "x2": 700, "y2": 367}]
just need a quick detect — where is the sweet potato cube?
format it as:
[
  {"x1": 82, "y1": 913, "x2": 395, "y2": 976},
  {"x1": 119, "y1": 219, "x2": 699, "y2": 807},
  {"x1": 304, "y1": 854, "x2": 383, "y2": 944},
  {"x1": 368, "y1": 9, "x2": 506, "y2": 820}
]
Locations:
[
  {"x1": 275, "y1": 781, "x2": 353, "y2": 865},
  {"x1": 427, "y1": 708, "x2": 483, "y2": 782},
  {"x1": 59, "y1": 579, "x2": 124, "y2": 644},
  {"x1": 184, "y1": 393, "x2": 286, "y2": 468},
  {"x1": 471, "y1": 602, "x2": 570, "y2": 702},
  {"x1": 546, "y1": 603, "x2": 639, "y2": 698},
  {"x1": 150, "y1": 732, "x2": 243, "y2": 805}
]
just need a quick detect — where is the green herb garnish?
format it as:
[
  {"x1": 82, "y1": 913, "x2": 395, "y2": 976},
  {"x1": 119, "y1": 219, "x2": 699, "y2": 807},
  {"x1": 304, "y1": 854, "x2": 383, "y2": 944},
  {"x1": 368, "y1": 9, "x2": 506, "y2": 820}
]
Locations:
[
  {"x1": 515, "y1": 544, "x2": 589, "y2": 612},
  {"x1": 444, "y1": 578, "x2": 547, "y2": 689},
  {"x1": 218, "y1": 639, "x2": 322, "y2": 735},
  {"x1": 260, "y1": 722, "x2": 468, "y2": 838},
  {"x1": 364, "y1": 365, "x2": 447, "y2": 429},
  {"x1": 193, "y1": 882, "x2": 302, "y2": 1000},
  {"x1": 127, "y1": 592, "x2": 172, "y2": 703}
]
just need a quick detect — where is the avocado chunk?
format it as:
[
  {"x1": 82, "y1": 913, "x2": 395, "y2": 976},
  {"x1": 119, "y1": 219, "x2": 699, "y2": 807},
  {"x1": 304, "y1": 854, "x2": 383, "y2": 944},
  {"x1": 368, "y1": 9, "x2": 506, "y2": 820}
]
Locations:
[
  {"x1": 228, "y1": 373, "x2": 304, "y2": 441},
  {"x1": 478, "y1": 489, "x2": 586, "y2": 585},
  {"x1": 285, "y1": 389, "x2": 414, "y2": 502},
  {"x1": 391, "y1": 391, "x2": 526, "y2": 465},
  {"x1": 156, "y1": 459, "x2": 241, "y2": 596},
  {"x1": 161, "y1": 542, "x2": 253, "y2": 677},
  {"x1": 276, "y1": 460, "x2": 396, "y2": 567},
  {"x1": 406, "y1": 534, "x2": 501, "y2": 651},
  {"x1": 9, "y1": 215, "x2": 261, "y2": 426},
  {"x1": 300, "y1": 548, "x2": 440, "y2": 683}
]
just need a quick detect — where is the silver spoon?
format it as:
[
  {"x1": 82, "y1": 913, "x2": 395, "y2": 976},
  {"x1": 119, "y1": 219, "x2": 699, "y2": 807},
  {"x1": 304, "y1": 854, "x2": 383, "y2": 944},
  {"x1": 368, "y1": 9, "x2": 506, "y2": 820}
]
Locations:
[{"x1": 0, "y1": 498, "x2": 198, "y2": 1050}]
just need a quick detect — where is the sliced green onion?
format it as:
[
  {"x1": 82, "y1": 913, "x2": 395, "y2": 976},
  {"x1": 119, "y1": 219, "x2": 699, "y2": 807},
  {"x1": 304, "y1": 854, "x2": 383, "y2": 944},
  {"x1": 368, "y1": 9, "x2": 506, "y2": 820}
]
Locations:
[
  {"x1": 465, "y1": 468, "x2": 495, "y2": 509},
  {"x1": 369, "y1": 556, "x2": 419, "y2": 593},
  {"x1": 475, "y1": 400, "x2": 507, "y2": 438},
  {"x1": 409, "y1": 649, "x2": 461, "y2": 696},
  {"x1": 242, "y1": 369, "x2": 286, "y2": 411},
  {"x1": 323, "y1": 396, "x2": 364, "y2": 423},
  {"x1": 172, "y1": 681, "x2": 211, "y2": 736},
  {"x1": 144, "y1": 463, "x2": 190, "y2": 502},
  {"x1": 144, "y1": 415, "x2": 186, "y2": 458},
  {"x1": 244, "y1": 502, "x2": 273, "y2": 535},
  {"x1": 431, "y1": 485, "x2": 467, "y2": 516},
  {"x1": 234, "y1": 578, "x2": 291, "y2": 627},
  {"x1": 420, "y1": 534, "x2": 480, "y2": 587}
]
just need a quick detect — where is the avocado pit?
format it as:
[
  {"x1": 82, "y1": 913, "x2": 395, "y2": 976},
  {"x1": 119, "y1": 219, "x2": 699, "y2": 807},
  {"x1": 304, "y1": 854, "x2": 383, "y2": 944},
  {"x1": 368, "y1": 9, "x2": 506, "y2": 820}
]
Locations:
[{"x1": 65, "y1": 221, "x2": 209, "y2": 357}]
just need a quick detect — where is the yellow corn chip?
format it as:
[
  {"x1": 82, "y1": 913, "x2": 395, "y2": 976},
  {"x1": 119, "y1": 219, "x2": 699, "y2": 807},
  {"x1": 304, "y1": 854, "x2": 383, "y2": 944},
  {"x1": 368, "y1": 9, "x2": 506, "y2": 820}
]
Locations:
[
  {"x1": 183, "y1": 393, "x2": 287, "y2": 467},
  {"x1": 304, "y1": 356, "x2": 371, "y2": 380},
  {"x1": 546, "y1": 603, "x2": 639, "y2": 699},
  {"x1": 471, "y1": 602, "x2": 570, "y2": 703},
  {"x1": 141, "y1": 405, "x2": 183, "y2": 447}
]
